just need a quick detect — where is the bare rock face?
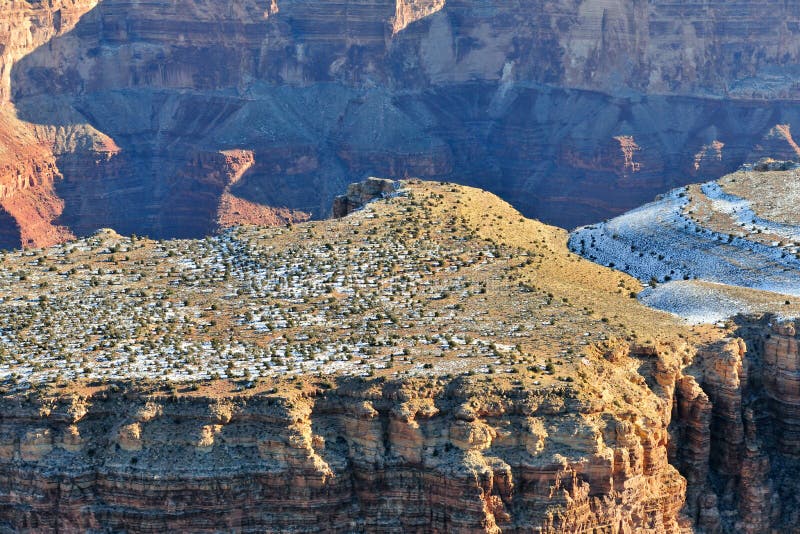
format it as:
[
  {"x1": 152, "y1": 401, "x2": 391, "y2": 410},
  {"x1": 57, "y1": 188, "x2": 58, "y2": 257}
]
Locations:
[
  {"x1": 0, "y1": 374, "x2": 689, "y2": 533},
  {"x1": 332, "y1": 177, "x2": 398, "y2": 218},
  {"x1": 664, "y1": 318, "x2": 800, "y2": 533},
  {"x1": 0, "y1": 1, "x2": 799, "y2": 244},
  {"x1": 672, "y1": 374, "x2": 713, "y2": 522},
  {"x1": 8, "y1": 0, "x2": 800, "y2": 100},
  {"x1": 392, "y1": 0, "x2": 445, "y2": 34},
  {"x1": 0, "y1": 0, "x2": 99, "y2": 101},
  {"x1": 0, "y1": 321, "x2": 796, "y2": 531}
]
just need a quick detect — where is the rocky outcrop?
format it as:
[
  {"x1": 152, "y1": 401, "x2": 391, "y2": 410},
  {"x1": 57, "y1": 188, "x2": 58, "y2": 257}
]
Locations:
[
  {"x1": 0, "y1": 371, "x2": 688, "y2": 533},
  {"x1": 332, "y1": 177, "x2": 398, "y2": 218},
  {"x1": 0, "y1": 320, "x2": 796, "y2": 531},
  {"x1": 392, "y1": 0, "x2": 445, "y2": 34},
  {"x1": 761, "y1": 319, "x2": 800, "y2": 455},
  {"x1": 571, "y1": 320, "x2": 800, "y2": 533},
  {"x1": 665, "y1": 318, "x2": 800, "y2": 533}
]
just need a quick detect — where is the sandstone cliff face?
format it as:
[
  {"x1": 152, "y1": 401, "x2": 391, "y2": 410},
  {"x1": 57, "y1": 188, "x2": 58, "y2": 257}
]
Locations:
[
  {"x1": 0, "y1": 0, "x2": 99, "y2": 102},
  {"x1": 392, "y1": 0, "x2": 445, "y2": 34},
  {"x1": 762, "y1": 320, "x2": 800, "y2": 456},
  {"x1": 665, "y1": 318, "x2": 800, "y2": 533},
  {"x1": 0, "y1": 372, "x2": 688, "y2": 533},
  {"x1": 0, "y1": 1, "x2": 799, "y2": 245},
  {"x1": 0, "y1": 320, "x2": 797, "y2": 531},
  {"x1": 11, "y1": 0, "x2": 800, "y2": 99},
  {"x1": 0, "y1": 0, "x2": 102, "y2": 247}
]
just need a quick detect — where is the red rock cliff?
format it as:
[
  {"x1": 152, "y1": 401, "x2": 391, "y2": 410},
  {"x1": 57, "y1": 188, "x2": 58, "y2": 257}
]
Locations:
[
  {"x1": 0, "y1": 319, "x2": 797, "y2": 531},
  {"x1": 0, "y1": 372, "x2": 690, "y2": 533},
  {"x1": 0, "y1": 1, "x2": 799, "y2": 244}
]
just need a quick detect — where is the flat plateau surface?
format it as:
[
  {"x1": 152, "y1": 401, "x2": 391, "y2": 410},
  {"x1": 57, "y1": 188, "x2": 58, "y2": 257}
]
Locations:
[{"x1": 0, "y1": 180, "x2": 688, "y2": 395}]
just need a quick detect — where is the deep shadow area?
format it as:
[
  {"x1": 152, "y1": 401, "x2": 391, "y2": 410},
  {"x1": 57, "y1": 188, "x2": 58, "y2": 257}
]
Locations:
[{"x1": 7, "y1": 0, "x2": 800, "y2": 242}]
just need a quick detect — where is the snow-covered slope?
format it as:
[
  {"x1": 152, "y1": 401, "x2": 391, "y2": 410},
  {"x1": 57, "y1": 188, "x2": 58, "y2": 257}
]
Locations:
[{"x1": 569, "y1": 164, "x2": 800, "y2": 322}]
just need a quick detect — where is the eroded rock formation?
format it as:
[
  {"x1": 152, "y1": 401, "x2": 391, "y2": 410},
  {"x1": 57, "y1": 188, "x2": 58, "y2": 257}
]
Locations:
[
  {"x1": 0, "y1": 371, "x2": 690, "y2": 532},
  {"x1": 666, "y1": 317, "x2": 800, "y2": 533},
  {"x1": 0, "y1": 317, "x2": 797, "y2": 531},
  {"x1": 332, "y1": 177, "x2": 398, "y2": 218},
  {"x1": 0, "y1": 1, "x2": 800, "y2": 245}
]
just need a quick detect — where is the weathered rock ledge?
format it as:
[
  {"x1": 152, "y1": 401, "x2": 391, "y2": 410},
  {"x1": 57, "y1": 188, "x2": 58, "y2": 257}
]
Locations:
[
  {"x1": 0, "y1": 322, "x2": 796, "y2": 533},
  {"x1": 332, "y1": 177, "x2": 398, "y2": 218},
  {"x1": 0, "y1": 317, "x2": 796, "y2": 532},
  {"x1": 0, "y1": 352, "x2": 689, "y2": 533}
]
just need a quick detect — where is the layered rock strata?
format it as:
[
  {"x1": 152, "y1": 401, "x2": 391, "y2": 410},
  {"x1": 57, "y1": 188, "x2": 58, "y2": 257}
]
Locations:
[
  {"x1": 0, "y1": 307, "x2": 797, "y2": 530},
  {"x1": 1, "y1": 1, "x2": 800, "y2": 244},
  {"x1": 761, "y1": 320, "x2": 800, "y2": 455},
  {"x1": 1, "y1": 326, "x2": 796, "y2": 532},
  {"x1": 667, "y1": 318, "x2": 800, "y2": 533},
  {"x1": 10, "y1": 0, "x2": 800, "y2": 100},
  {"x1": 0, "y1": 370, "x2": 689, "y2": 533}
]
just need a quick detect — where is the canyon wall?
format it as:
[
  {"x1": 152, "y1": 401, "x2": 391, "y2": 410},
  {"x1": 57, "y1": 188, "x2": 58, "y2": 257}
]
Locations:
[
  {"x1": 668, "y1": 317, "x2": 800, "y2": 533},
  {"x1": 1, "y1": 322, "x2": 798, "y2": 531},
  {"x1": 0, "y1": 0, "x2": 100, "y2": 248},
  {"x1": 0, "y1": 1, "x2": 799, "y2": 245},
  {"x1": 9, "y1": 0, "x2": 800, "y2": 100},
  {"x1": 0, "y1": 361, "x2": 689, "y2": 532}
]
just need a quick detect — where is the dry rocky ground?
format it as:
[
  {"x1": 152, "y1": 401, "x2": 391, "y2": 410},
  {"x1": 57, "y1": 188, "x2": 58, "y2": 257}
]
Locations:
[{"x1": 0, "y1": 180, "x2": 683, "y2": 395}]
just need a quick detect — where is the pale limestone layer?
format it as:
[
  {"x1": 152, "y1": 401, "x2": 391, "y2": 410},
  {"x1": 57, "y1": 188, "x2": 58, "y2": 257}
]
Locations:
[
  {"x1": 0, "y1": 317, "x2": 798, "y2": 531},
  {"x1": 0, "y1": 367, "x2": 689, "y2": 533}
]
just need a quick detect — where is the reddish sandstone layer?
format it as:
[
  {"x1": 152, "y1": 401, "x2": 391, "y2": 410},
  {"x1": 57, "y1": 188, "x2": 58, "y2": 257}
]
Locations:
[
  {"x1": 0, "y1": 108, "x2": 72, "y2": 248},
  {"x1": 0, "y1": 0, "x2": 99, "y2": 101},
  {"x1": 0, "y1": 1, "x2": 798, "y2": 244},
  {"x1": 217, "y1": 193, "x2": 310, "y2": 229},
  {"x1": 0, "y1": 372, "x2": 688, "y2": 533},
  {"x1": 0, "y1": 317, "x2": 797, "y2": 531},
  {"x1": 670, "y1": 319, "x2": 799, "y2": 533}
]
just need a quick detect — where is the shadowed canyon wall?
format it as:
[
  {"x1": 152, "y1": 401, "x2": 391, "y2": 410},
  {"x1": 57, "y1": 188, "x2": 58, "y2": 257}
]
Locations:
[
  {"x1": 1, "y1": 1, "x2": 800, "y2": 246},
  {"x1": 669, "y1": 316, "x2": 800, "y2": 533}
]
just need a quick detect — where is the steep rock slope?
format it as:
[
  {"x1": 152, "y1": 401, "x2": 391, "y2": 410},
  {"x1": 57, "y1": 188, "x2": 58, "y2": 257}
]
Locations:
[
  {"x1": 0, "y1": 0, "x2": 100, "y2": 248},
  {"x1": 1, "y1": 321, "x2": 792, "y2": 532},
  {"x1": 2, "y1": 1, "x2": 800, "y2": 245},
  {"x1": 0, "y1": 180, "x2": 697, "y2": 532},
  {"x1": 0, "y1": 372, "x2": 692, "y2": 533},
  {"x1": 678, "y1": 316, "x2": 800, "y2": 533},
  {"x1": 567, "y1": 163, "x2": 800, "y2": 530}
]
